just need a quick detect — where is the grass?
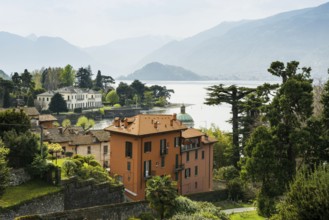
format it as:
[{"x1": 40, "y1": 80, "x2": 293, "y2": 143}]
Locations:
[
  {"x1": 49, "y1": 158, "x2": 68, "y2": 180},
  {"x1": 0, "y1": 179, "x2": 62, "y2": 209},
  {"x1": 214, "y1": 200, "x2": 254, "y2": 210},
  {"x1": 230, "y1": 211, "x2": 264, "y2": 220}
]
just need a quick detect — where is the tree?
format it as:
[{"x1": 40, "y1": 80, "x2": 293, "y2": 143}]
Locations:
[
  {"x1": 76, "y1": 67, "x2": 93, "y2": 89},
  {"x1": 0, "y1": 109, "x2": 31, "y2": 137},
  {"x1": 62, "y1": 119, "x2": 71, "y2": 128},
  {"x1": 0, "y1": 140, "x2": 9, "y2": 197},
  {"x1": 60, "y1": 64, "x2": 75, "y2": 87},
  {"x1": 116, "y1": 82, "x2": 134, "y2": 106},
  {"x1": 3, "y1": 130, "x2": 39, "y2": 168},
  {"x1": 76, "y1": 116, "x2": 95, "y2": 131},
  {"x1": 45, "y1": 143, "x2": 63, "y2": 164},
  {"x1": 49, "y1": 93, "x2": 68, "y2": 114},
  {"x1": 94, "y1": 70, "x2": 103, "y2": 91},
  {"x1": 105, "y1": 90, "x2": 119, "y2": 105},
  {"x1": 273, "y1": 165, "x2": 329, "y2": 220},
  {"x1": 143, "y1": 91, "x2": 154, "y2": 109},
  {"x1": 130, "y1": 80, "x2": 145, "y2": 99},
  {"x1": 205, "y1": 84, "x2": 255, "y2": 167},
  {"x1": 0, "y1": 78, "x2": 14, "y2": 108},
  {"x1": 146, "y1": 175, "x2": 178, "y2": 219}
]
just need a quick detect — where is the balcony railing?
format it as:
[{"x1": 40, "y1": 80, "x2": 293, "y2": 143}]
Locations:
[
  {"x1": 174, "y1": 164, "x2": 185, "y2": 172},
  {"x1": 144, "y1": 170, "x2": 156, "y2": 180},
  {"x1": 181, "y1": 143, "x2": 200, "y2": 152}
]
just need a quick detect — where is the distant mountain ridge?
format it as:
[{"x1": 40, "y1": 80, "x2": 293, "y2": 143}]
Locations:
[
  {"x1": 118, "y1": 62, "x2": 205, "y2": 81},
  {"x1": 138, "y1": 2, "x2": 329, "y2": 80}
]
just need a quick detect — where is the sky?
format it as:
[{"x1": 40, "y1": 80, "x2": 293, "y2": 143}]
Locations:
[{"x1": 0, "y1": 0, "x2": 328, "y2": 47}]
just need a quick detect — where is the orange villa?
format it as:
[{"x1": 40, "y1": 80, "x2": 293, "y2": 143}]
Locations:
[
  {"x1": 181, "y1": 128, "x2": 216, "y2": 195},
  {"x1": 105, "y1": 114, "x2": 187, "y2": 201}
]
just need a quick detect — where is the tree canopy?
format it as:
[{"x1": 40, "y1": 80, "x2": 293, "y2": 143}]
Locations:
[{"x1": 49, "y1": 93, "x2": 68, "y2": 114}]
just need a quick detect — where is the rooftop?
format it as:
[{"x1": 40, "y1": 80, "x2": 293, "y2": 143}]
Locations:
[
  {"x1": 105, "y1": 114, "x2": 187, "y2": 136},
  {"x1": 39, "y1": 114, "x2": 57, "y2": 122}
]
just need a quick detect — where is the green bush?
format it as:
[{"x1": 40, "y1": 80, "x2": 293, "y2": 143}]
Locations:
[
  {"x1": 62, "y1": 159, "x2": 77, "y2": 177},
  {"x1": 113, "y1": 103, "x2": 121, "y2": 108},
  {"x1": 138, "y1": 212, "x2": 156, "y2": 220},
  {"x1": 73, "y1": 108, "x2": 82, "y2": 113},
  {"x1": 65, "y1": 152, "x2": 73, "y2": 157},
  {"x1": 227, "y1": 178, "x2": 244, "y2": 201},
  {"x1": 172, "y1": 196, "x2": 198, "y2": 215},
  {"x1": 216, "y1": 166, "x2": 239, "y2": 181}
]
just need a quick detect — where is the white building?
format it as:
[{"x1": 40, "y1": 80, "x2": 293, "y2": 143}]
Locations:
[{"x1": 37, "y1": 87, "x2": 102, "y2": 110}]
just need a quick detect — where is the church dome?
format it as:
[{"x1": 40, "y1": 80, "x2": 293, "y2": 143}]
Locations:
[{"x1": 177, "y1": 105, "x2": 194, "y2": 128}]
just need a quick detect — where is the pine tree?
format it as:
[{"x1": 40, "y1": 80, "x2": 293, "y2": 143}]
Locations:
[{"x1": 49, "y1": 93, "x2": 68, "y2": 114}]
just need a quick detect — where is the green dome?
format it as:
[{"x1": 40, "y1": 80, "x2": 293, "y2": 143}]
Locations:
[{"x1": 177, "y1": 105, "x2": 194, "y2": 127}]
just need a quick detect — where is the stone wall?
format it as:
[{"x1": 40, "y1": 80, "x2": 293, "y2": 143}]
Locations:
[
  {"x1": 0, "y1": 191, "x2": 64, "y2": 220},
  {"x1": 23, "y1": 201, "x2": 152, "y2": 220},
  {"x1": 1, "y1": 179, "x2": 124, "y2": 220},
  {"x1": 62, "y1": 178, "x2": 124, "y2": 210},
  {"x1": 8, "y1": 168, "x2": 31, "y2": 186}
]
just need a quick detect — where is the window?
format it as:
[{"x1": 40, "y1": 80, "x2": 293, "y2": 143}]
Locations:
[
  {"x1": 195, "y1": 166, "x2": 198, "y2": 176},
  {"x1": 174, "y1": 137, "x2": 180, "y2": 147},
  {"x1": 185, "y1": 168, "x2": 191, "y2": 178},
  {"x1": 195, "y1": 150, "x2": 198, "y2": 160},
  {"x1": 202, "y1": 150, "x2": 205, "y2": 159},
  {"x1": 87, "y1": 146, "x2": 91, "y2": 154},
  {"x1": 186, "y1": 151, "x2": 190, "y2": 162},
  {"x1": 62, "y1": 147, "x2": 66, "y2": 155},
  {"x1": 161, "y1": 157, "x2": 165, "y2": 167},
  {"x1": 144, "y1": 142, "x2": 152, "y2": 153},
  {"x1": 125, "y1": 142, "x2": 133, "y2": 158},
  {"x1": 104, "y1": 161, "x2": 109, "y2": 168},
  {"x1": 47, "y1": 98, "x2": 49, "y2": 101},
  {"x1": 195, "y1": 182, "x2": 198, "y2": 189},
  {"x1": 103, "y1": 145, "x2": 108, "y2": 155},
  {"x1": 160, "y1": 139, "x2": 167, "y2": 155},
  {"x1": 175, "y1": 154, "x2": 179, "y2": 168},
  {"x1": 127, "y1": 162, "x2": 131, "y2": 171},
  {"x1": 144, "y1": 160, "x2": 152, "y2": 177}
]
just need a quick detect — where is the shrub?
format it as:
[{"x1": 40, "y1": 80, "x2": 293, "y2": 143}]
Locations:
[
  {"x1": 62, "y1": 159, "x2": 77, "y2": 177},
  {"x1": 216, "y1": 166, "x2": 239, "y2": 181},
  {"x1": 138, "y1": 212, "x2": 156, "y2": 220},
  {"x1": 65, "y1": 152, "x2": 73, "y2": 157},
  {"x1": 28, "y1": 155, "x2": 50, "y2": 179},
  {"x1": 172, "y1": 196, "x2": 198, "y2": 215},
  {"x1": 74, "y1": 108, "x2": 82, "y2": 113},
  {"x1": 113, "y1": 103, "x2": 121, "y2": 108}
]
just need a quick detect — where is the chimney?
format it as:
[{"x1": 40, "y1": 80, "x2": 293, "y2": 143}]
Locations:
[
  {"x1": 173, "y1": 113, "x2": 177, "y2": 121},
  {"x1": 124, "y1": 118, "x2": 128, "y2": 128},
  {"x1": 114, "y1": 117, "x2": 120, "y2": 127},
  {"x1": 58, "y1": 127, "x2": 63, "y2": 134},
  {"x1": 154, "y1": 121, "x2": 158, "y2": 129}
]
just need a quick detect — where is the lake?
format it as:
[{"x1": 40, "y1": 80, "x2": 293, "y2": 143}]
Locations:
[{"x1": 94, "y1": 80, "x2": 269, "y2": 132}]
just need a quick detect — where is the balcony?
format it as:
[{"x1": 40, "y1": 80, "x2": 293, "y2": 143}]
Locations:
[
  {"x1": 181, "y1": 143, "x2": 200, "y2": 152},
  {"x1": 174, "y1": 164, "x2": 185, "y2": 172},
  {"x1": 144, "y1": 170, "x2": 156, "y2": 180}
]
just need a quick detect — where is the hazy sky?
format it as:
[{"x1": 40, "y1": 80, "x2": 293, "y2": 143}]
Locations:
[{"x1": 0, "y1": 0, "x2": 327, "y2": 47}]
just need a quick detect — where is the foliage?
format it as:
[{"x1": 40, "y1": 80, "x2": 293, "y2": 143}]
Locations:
[
  {"x1": 45, "y1": 143, "x2": 63, "y2": 164},
  {"x1": 76, "y1": 66, "x2": 93, "y2": 89},
  {"x1": 172, "y1": 196, "x2": 198, "y2": 215},
  {"x1": 227, "y1": 178, "x2": 244, "y2": 201},
  {"x1": 203, "y1": 124, "x2": 232, "y2": 168},
  {"x1": 0, "y1": 179, "x2": 61, "y2": 209},
  {"x1": 106, "y1": 90, "x2": 120, "y2": 105},
  {"x1": 49, "y1": 93, "x2": 68, "y2": 114},
  {"x1": 0, "y1": 78, "x2": 14, "y2": 108},
  {"x1": 146, "y1": 175, "x2": 178, "y2": 219},
  {"x1": 41, "y1": 67, "x2": 61, "y2": 90},
  {"x1": 0, "y1": 140, "x2": 9, "y2": 197},
  {"x1": 272, "y1": 165, "x2": 329, "y2": 220},
  {"x1": 0, "y1": 109, "x2": 31, "y2": 137},
  {"x1": 215, "y1": 166, "x2": 239, "y2": 181},
  {"x1": 113, "y1": 103, "x2": 121, "y2": 108},
  {"x1": 62, "y1": 159, "x2": 77, "y2": 177},
  {"x1": 99, "y1": 107, "x2": 105, "y2": 115},
  {"x1": 76, "y1": 116, "x2": 95, "y2": 131},
  {"x1": 27, "y1": 155, "x2": 51, "y2": 179},
  {"x1": 60, "y1": 64, "x2": 75, "y2": 87},
  {"x1": 143, "y1": 91, "x2": 154, "y2": 108},
  {"x1": 62, "y1": 119, "x2": 71, "y2": 128},
  {"x1": 3, "y1": 130, "x2": 39, "y2": 168}
]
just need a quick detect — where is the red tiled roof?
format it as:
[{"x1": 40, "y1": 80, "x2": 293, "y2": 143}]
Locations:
[
  {"x1": 182, "y1": 128, "x2": 204, "y2": 138},
  {"x1": 104, "y1": 114, "x2": 187, "y2": 136},
  {"x1": 39, "y1": 114, "x2": 57, "y2": 122}
]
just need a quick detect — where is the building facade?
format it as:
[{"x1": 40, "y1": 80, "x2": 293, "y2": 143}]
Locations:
[
  {"x1": 37, "y1": 86, "x2": 102, "y2": 111},
  {"x1": 105, "y1": 114, "x2": 187, "y2": 201},
  {"x1": 181, "y1": 128, "x2": 216, "y2": 195}
]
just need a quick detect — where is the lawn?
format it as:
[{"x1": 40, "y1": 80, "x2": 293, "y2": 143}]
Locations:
[
  {"x1": 214, "y1": 200, "x2": 254, "y2": 210},
  {"x1": 49, "y1": 158, "x2": 68, "y2": 180},
  {"x1": 230, "y1": 211, "x2": 265, "y2": 220},
  {"x1": 0, "y1": 179, "x2": 62, "y2": 209}
]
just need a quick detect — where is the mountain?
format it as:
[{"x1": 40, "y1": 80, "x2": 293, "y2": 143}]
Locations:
[
  {"x1": 0, "y1": 69, "x2": 10, "y2": 80},
  {"x1": 84, "y1": 36, "x2": 173, "y2": 76},
  {"x1": 119, "y1": 62, "x2": 205, "y2": 81},
  {"x1": 138, "y1": 2, "x2": 329, "y2": 80},
  {"x1": 0, "y1": 31, "x2": 102, "y2": 75}
]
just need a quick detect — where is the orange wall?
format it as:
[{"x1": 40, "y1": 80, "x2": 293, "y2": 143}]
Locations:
[
  {"x1": 109, "y1": 131, "x2": 182, "y2": 201},
  {"x1": 181, "y1": 143, "x2": 213, "y2": 195}
]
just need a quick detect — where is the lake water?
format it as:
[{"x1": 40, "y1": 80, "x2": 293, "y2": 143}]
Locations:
[{"x1": 94, "y1": 80, "x2": 268, "y2": 132}]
